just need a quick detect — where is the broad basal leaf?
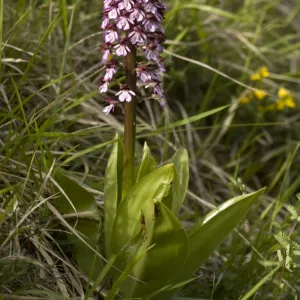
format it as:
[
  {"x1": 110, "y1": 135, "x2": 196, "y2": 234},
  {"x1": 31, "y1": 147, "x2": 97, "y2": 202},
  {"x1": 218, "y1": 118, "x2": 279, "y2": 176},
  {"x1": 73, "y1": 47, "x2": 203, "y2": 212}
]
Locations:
[
  {"x1": 123, "y1": 201, "x2": 188, "y2": 299},
  {"x1": 161, "y1": 188, "x2": 265, "y2": 299},
  {"x1": 54, "y1": 172, "x2": 102, "y2": 279},
  {"x1": 104, "y1": 135, "x2": 123, "y2": 257},
  {"x1": 111, "y1": 164, "x2": 174, "y2": 260},
  {"x1": 68, "y1": 219, "x2": 103, "y2": 281},
  {"x1": 54, "y1": 171, "x2": 98, "y2": 217},
  {"x1": 163, "y1": 149, "x2": 189, "y2": 214}
]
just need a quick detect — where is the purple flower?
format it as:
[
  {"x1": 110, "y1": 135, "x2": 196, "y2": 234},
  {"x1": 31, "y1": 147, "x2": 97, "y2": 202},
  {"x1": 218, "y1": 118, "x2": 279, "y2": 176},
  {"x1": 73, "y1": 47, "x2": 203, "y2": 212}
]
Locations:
[
  {"x1": 143, "y1": 2, "x2": 157, "y2": 14},
  {"x1": 103, "y1": 104, "x2": 115, "y2": 114},
  {"x1": 101, "y1": 14, "x2": 109, "y2": 29},
  {"x1": 114, "y1": 39, "x2": 131, "y2": 56},
  {"x1": 128, "y1": 26, "x2": 147, "y2": 44},
  {"x1": 158, "y1": 59, "x2": 166, "y2": 72},
  {"x1": 142, "y1": 13, "x2": 160, "y2": 32},
  {"x1": 145, "y1": 80, "x2": 164, "y2": 98},
  {"x1": 105, "y1": 24, "x2": 118, "y2": 43},
  {"x1": 100, "y1": 43, "x2": 113, "y2": 64},
  {"x1": 104, "y1": 60, "x2": 118, "y2": 81},
  {"x1": 118, "y1": 0, "x2": 134, "y2": 10},
  {"x1": 99, "y1": 78, "x2": 110, "y2": 93},
  {"x1": 129, "y1": 3, "x2": 145, "y2": 22},
  {"x1": 153, "y1": 82, "x2": 164, "y2": 97},
  {"x1": 144, "y1": 42, "x2": 159, "y2": 60},
  {"x1": 107, "y1": 6, "x2": 119, "y2": 19},
  {"x1": 137, "y1": 64, "x2": 152, "y2": 82},
  {"x1": 99, "y1": 0, "x2": 167, "y2": 112},
  {"x1": 104, "y1": 0, "x2": 112, "y2": 8},
  {"x1": 116, "y1": 12, "x2": 133, "y2": 30},
  {"x1": 116, "y1": 85, "x2": 136, "y2": 102}
]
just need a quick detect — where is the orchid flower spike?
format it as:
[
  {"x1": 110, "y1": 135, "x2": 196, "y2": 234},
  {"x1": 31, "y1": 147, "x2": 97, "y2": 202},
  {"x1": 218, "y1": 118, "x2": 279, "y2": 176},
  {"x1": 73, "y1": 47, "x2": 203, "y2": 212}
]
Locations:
[{"x1": 99, "y1": 0, "x2": 167, "y2": 113}]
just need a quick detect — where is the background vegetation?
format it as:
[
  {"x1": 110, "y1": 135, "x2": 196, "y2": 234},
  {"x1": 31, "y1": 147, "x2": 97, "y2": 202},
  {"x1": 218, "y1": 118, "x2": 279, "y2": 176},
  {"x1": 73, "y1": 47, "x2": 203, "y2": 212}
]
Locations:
[{"x1": 1, "y1": 0, "x2": 300, "y2": 299}]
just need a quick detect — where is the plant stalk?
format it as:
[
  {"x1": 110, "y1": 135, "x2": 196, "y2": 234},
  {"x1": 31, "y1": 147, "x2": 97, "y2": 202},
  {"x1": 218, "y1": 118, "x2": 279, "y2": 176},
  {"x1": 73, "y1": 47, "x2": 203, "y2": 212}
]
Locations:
[{"x1": 123, "y1": 46, "x2": 137, "y2": 193}]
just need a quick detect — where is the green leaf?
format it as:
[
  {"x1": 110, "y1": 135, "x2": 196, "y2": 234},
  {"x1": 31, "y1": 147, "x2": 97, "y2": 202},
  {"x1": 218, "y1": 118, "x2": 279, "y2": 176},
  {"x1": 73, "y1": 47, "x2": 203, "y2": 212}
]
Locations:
[
  {"x1": 187, "y1": 189, "x2": 265, "y2": 268},
  {"x1": 163, "y1": 149, "x2": 189, "y2": 214},
  {"x1": 124, "y1": 201, "x2": 189, "y2": 299},
  {"x1": 105, "y1": 246, "x2": 153, "y2": 300},
  {"x1": 68, "y1": 219, "x2": 103, "y2": 281},
  {"x1": 136, "y1": 142, "x2": 157, "y2": 182},
  {"x1": 165, "y1": 188, "x2": 265, "y2": 299},
  {"x1": 166, "y1": 4, "x2": 241, "y2": 20},
  {"x1": 240, "y1": 265, "x2": 281, "y2": 300},
  {"x1": 163, "y1": 106, "x2": 229, "y2": 132},
  {"x1": 84, "y1": 254, "x2": 117, "y2": 299},
  {"x1": 54, "y1": 171, "x2": 98, "y2": 217},
  {"x1": 54, "y1": 172, "x2": 102, "y2": 280},
  {"x1": 104, "y1": 136, "x2": 123, "y2": 258},
  {"x1": 111, "y1": 164, "x2": 174, "y2": 261}
]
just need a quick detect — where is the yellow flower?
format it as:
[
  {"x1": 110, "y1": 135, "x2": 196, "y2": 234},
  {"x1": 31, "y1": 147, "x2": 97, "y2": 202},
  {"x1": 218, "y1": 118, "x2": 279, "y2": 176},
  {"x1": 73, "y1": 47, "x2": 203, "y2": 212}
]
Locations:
[
  {"x1": 260, "y1": 66, "x2": 270, "y2": 78},
  {"x1": 250, "y1": 73, "x2": 261, "y2": 81},
  {"x1": 285, "y1": 96, "x2": 296, "y2": 108},
  {"x1": 254, "y1": 89, "x2": 267, "y2": 100},
  {"x1": 239, "y1": 96, "x2": 251, "y2": 104},
  {"x1": 276, "y1": 100, "x2": 285, "y2": 111},
  {"x1": 250, "y1": 66, "x2": 269, "y2": 81},
  {"x1": 278, "y1": 87, "x2": 290, "y2": 99}
]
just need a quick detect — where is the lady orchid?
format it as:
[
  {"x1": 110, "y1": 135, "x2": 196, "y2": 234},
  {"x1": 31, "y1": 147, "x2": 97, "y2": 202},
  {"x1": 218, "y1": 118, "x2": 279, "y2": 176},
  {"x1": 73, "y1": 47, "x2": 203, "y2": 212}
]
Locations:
[{"x1": 99, "y1": 0, "x2": 167, "y2": 113}]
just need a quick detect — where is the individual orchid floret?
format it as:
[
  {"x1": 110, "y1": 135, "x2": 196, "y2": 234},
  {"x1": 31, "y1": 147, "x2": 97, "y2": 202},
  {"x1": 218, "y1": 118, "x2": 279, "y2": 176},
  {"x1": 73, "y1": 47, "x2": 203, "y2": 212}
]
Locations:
[
  {"x1": 145, "y1": 80, "x2": 164, "y2": 98},
  {"x1": 116, "y1": 84, "x2": 136, "y2": 102},
  {"x1": 104, "y1": 0, "x2": 112, "y2": 9},
  {"x1": 144, "y1": 46, "x2": 160, "y2": 61},
  {"x1": 99, "y1": 78, "x2": 110, "y2": 93},
  {"x1": 107, "y1": 3, "x2": 119, "y2": 19},
  {"x1": 128, "y1": 26, "x2": 147, "y2": 44},
  {"x1": 116, "y1": 11, "x2": 133, "y2": 30},
  {"x1": 103, "y1": 97, "x2": 119, "y2": 114},
  {"x1": 100, "y1": 43, "x2": 113, "y2": 64},
  {"x1": 105, "y1": 24, "x2": 119, "y2": 43},
  {"x1": 153, "y1": 82, "x2": 164, "y2": 97},
  {"x1": 101, "y1": 13, "x2": 109, "y2": 29},
  {"x1": 114, "y1": 39, "x2": 131, "y2": 56},
  {"x1": 103, "y1": 104, "x2": 115, "y2": 115},
  {"x1": 118, "y1": 0, "x2": 134, "y2": 11},
  {"x1": 137, "y1": 64, "x2": 152, "y2": 82},
  {"x1": 142, "y1": 13, "x2": 161, "y2": 32},
  {"x1": 104, "y1": 60, "x2": 118, "y2": 81},
  {"x1": 129, "y1": 3, "x2": 145, "y2": 22}
]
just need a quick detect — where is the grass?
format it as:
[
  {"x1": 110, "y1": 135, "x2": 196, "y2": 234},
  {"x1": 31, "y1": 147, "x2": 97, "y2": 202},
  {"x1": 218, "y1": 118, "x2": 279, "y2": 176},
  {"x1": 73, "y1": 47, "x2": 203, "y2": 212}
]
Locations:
[{"x1": 1, "y1": 0, "x2": 300, "y2": 299}]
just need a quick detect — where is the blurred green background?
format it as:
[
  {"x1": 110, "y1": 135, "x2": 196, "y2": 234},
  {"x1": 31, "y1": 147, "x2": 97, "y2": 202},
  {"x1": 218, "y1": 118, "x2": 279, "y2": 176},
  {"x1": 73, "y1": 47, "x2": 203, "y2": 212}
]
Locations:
[{"x1": 1, "y1": 0, "x2": 300, "y2": 299}]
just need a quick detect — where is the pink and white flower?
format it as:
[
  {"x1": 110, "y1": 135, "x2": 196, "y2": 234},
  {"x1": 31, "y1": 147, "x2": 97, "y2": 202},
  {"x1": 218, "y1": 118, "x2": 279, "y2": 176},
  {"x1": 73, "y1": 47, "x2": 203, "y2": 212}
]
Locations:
[
  {"x1": 104, "y1": 60, "x2": 118, "y2": 81},
  {"x1": 107, "y1": 7, "x2": 119, "y2": 19},
  {"x1": 101, "y1": 14, "x2": 109, "y2": 29},
  {"x1": 99, "y1": 78, "x2": 110, "y2": 93},
  {"x1": 118, "y1": 0, "x2": 134, "y2": 10},
  {"x1": 128, "y1": 26, "x2": 147, "y2": 44},
  {"x1": 114, "y1": 41, "x2": 130, "y2": 56},
  {"x1": 103, "y1": 104, "x2": 115, "y2": 114},
  {"x1": 129, "y1": 4, "x2": 145, "y2": 22},
  {"x1": 116, "y1": 14, "x2": 133, "y2": 30},
  {"x1": 105, "y1": 24, "x2": 118, "y2": 43},
  {"x1": 116, "y1": 85, "x2": 136, "y2": 102}
]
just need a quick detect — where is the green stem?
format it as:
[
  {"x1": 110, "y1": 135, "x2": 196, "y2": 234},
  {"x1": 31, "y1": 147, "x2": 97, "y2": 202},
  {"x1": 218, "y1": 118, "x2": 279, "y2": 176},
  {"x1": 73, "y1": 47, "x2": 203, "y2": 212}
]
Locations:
[{"x1": 123, "y1": 46, "x2": 137, "y2": 193}]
